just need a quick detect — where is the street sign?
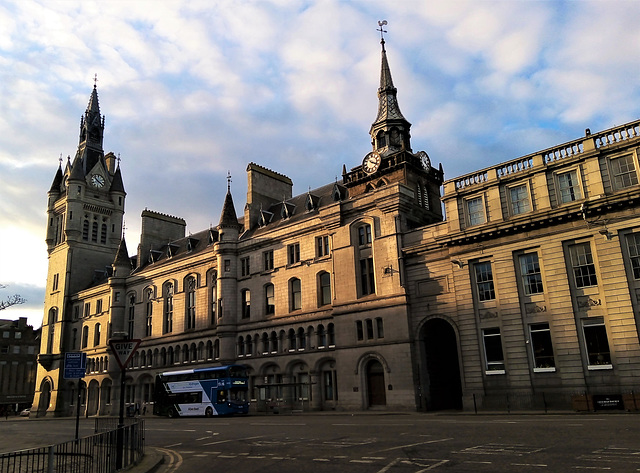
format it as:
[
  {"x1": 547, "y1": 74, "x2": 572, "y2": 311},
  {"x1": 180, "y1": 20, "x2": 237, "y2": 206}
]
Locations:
[
  {"x1": 109, "y1": 339, "x2": 141, "y2": 370},
  {"x1": 64, "y1": 352, "x2": 87, "y2": 379}
]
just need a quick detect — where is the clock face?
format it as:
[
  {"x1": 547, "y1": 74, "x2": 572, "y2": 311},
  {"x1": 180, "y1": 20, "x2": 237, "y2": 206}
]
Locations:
[
  {"x1": 418, "y1": 151, "x2": 431, "y2": 170},
  {"x1": 91, "y1": 174, "x2": 105, "y2": 188},
  {"x1": 363, "y1": 152, "x2": 381, "y2": 174}
]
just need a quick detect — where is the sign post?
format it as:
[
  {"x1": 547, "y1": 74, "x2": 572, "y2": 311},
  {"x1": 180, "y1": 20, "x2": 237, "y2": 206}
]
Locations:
[
  {"x1": 64, "y1": 352, "x2": 87, "y2": 443},
  {"x1": 108, "y1": 337, "x2": 140, "y2": 469}
]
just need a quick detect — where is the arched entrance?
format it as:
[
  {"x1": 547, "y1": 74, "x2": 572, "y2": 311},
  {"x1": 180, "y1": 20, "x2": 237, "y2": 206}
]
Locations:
[
  {"x1": 422, "y1": 318, "x2": 462, "y2": 410},
  {"x1": 366, "y1": 360, "x2": 386, "y2": 407},
  {"x1": 37, "y1": 380, "x2": 52, "y2": 416},
  {"x1": 87, "y1": 380, "x2": 100, "y2": 416}
]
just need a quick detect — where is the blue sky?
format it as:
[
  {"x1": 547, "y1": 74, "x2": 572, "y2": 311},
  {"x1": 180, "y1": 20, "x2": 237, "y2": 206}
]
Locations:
[{"x1": 1, "y1": 0, "x2": 640, "y2": 328}]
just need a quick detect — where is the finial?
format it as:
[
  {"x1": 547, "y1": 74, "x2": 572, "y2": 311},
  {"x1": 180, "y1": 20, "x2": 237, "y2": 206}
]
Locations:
[
  {"x1": 227, "y1": 171, "x2": 232, "y2": 192},
  {"x1": 117, "y1": 153, "x2": 121, "y2": 166},
  {"x1": 122, "y1": 220, "x2": 127, "y2": 238},
  {"x1": 59, "y1": 154, "x2": 63, "y2": 166},
  {"x1": 93, "y1": 73, "x2": 98, "y2": 88},
  {"x1": 377, "y1": 20, "x2": 388, "y2": 50}
]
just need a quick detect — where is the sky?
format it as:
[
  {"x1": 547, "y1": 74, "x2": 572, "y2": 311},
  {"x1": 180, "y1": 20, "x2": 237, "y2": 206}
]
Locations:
[{"x1": 1, "y1": 0, "x2": 640, "y2": 329}]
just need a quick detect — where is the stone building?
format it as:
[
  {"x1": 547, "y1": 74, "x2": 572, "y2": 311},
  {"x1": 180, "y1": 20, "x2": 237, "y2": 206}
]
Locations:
[
  {"x1": 0, "y1": 317, "x2": 40, "y2": 414},
  {"x1": 33, "y1": 37, "x2": 640, "y2": 416}
]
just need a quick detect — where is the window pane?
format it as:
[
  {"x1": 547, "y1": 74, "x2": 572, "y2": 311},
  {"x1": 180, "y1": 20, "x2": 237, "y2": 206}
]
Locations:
[
  {"x1": 612, "y1": 155, "x2": 638, "y2": 189},
  {"x1": 569, "y1": 243, "x2": 597, "y2": 288},
  {"x1": 558, "y1": 170, "x2": 581, "y2": 203},
  {"x1": 510, "y1": 185, "x2": 531, "y2": 215},
  {"x1": 519, "y1": 253, "x2": 544, "y2": 295},
  {"x1": 530, "y1": 323, "x2": 555, "y2": 368},
  {"x1": 474, "y1": 262, "x2": 495, "y2": 301},
  {"x1": 583, "y1": 322, "x2": 611, "y2": 366},
  {"x1": 483, "y1": 328, "x2": 504, "y2": 371},
  {"x1": 467, "y1": 197, "x2": 485, "y2": 225},
  {"x1": 626, "y1": 233, "x2": 640, "y2": 279}
]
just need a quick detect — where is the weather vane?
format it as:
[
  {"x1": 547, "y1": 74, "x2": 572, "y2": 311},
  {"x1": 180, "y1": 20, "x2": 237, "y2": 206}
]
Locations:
[
  {"x1": 377, "y1": 20, "x2": 388, "y2": 41},
  {"x1": 93, "y1": 73, "x2": 98, "y2": 88},
  {"x1": 227, "y1": 171, "x2": 232, "y2": 191}
]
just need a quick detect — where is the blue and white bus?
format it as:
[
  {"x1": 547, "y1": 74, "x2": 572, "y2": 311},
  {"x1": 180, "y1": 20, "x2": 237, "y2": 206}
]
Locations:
[{"x1": 153, "y1": 365, "x2": 249, "y2": 417}]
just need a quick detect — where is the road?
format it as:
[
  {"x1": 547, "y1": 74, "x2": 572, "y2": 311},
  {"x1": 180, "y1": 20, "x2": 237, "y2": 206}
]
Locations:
[{"x1": 3, "y1": 412, "x2": 640, "y2": 472}]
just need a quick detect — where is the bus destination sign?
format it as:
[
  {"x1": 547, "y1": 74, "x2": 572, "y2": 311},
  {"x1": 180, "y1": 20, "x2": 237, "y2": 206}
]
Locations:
[{"x1": 109, "y1": 339, "x2": 141, "y2": 370}]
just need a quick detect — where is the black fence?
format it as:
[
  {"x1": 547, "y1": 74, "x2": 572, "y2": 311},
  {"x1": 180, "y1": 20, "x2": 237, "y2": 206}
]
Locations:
[{"x1": 0, "y1": 419, "x2": 144, "y2": 473}]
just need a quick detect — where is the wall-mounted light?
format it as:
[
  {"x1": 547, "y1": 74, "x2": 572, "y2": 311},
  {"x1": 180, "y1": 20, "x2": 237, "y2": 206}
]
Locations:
[
  {"x1": 451, "y1": 259, "x2": 466, "y2": 268},
  {"x1": 599, "y1": 228, "x2": 613, "y2": 240}
]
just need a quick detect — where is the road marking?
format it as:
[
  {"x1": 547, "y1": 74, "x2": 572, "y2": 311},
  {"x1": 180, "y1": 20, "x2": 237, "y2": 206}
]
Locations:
[
  {"x1": 573, "y1": 467, "x2": 612, "y2": 470},
  {"x1": 196, "y1": 436, "x2": 209, "y2": 441},
  {"x1": 164, "y1": 443, "x2": 183, "y2": 448},
  {"x1": 350, "y1": 459, "x2": 374, "y2": 463},
  {"x1": 512, "y1": 463, "x2": 547, "y2": 467},
  {"x1": 251, "y1": 422, "x2": 306, "y2": 426},
  {"x1": 156, "y1": 447, "x2": 183, "y2": 473},
  {"x1": 313, "y1": 458, "x2": 330, "y2": 462},
  {"x1": 378, "y1": 437, "x2": 453, "y2": 452},
  {"x1": 203, "y1": 435, "x2": 266, "y2": 446}
]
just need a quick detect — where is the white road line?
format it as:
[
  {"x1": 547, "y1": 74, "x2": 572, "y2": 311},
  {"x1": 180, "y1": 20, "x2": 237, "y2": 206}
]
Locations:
[
  {"x1": 573, "y1": 467, "x2": 612, "y2": 470},
  {"x1": 196, "y1": 436, "x2": 209, "y2": 441},
  {"x1": 512, "y1": 463, "x2": 547, "y2": 467},
  {"x1": 164, "y1": 443, "x2": 183, "y2": 448},
  {"x1": 378, "y1": 437, "x2": 453, "y2": 452},
  {"x1": 350, "y1": 459, "x2": 374, "y2": 463},
  {"x1": 203, "y1": 434, "x2": 266, "y2": 446},
  {"x1": 313, "y1": 458, "x2": 330, "y2": 462}
]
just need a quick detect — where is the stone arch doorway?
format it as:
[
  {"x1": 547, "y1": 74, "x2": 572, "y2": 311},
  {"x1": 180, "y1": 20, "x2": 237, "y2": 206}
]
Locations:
[
  {"x1": 366, "y1": 360, "x2": 386, "y2": 407},
  {"x1": 37, "y1": 379, "x2": 52, "y2": 416},
  {"x1": 422, "y1": 318, "x2": 462, "y2": 410}
]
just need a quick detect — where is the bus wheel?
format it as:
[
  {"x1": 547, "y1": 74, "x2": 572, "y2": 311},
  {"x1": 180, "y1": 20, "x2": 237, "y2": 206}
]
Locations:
[
  {"x1": 205, "y1": 407, "x2": 213, "y2": 417},
  {"x1": 168, "y1": 407, "x2": 177, "y2": 418}
]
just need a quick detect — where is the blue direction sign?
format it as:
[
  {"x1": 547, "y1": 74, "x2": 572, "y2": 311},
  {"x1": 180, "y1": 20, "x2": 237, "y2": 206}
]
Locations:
[{"x1": 64, "y1": 352, "x2": 87, "y2": 379}]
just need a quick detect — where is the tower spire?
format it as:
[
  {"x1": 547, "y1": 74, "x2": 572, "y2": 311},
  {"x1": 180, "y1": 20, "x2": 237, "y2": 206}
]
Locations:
[{"x1": 370, "y1": 21, "x2": 412, "y2": 154}]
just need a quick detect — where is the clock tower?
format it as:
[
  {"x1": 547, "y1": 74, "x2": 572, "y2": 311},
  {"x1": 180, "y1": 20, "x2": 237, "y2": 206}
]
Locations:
[
  {"x1": 37, "y1": 84, "x2": 126, "y2": 415},
  {"x1": 342, "y1": 33, "x2": 443, "y2": 227}
]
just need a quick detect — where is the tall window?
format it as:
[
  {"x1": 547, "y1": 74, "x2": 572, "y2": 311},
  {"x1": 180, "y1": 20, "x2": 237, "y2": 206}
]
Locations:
[
  {"x1": 611, "y1": 155, "x2": 638, "y2": 189},
  {"x1": 210, "y1": 272, "x2": 217, "y2": 325},
  {"x1": 358, "y1": 224, "x2": 372, "y2": 246},
  {"x1": 163, "y1": 283, "x2": 173, "y2": 334},
  {"x1": 263, "y1": 250, "x2": 274, "y2": 271},
  {"x1": 582, "y1": 318, "x2": 611, "y2": 367},
  {"x1": 145, "y1": 288, "x2": 153, "y2": 337},
  {"x1": 241, "y1": 289, "x2": 251, "y2": 319},
  {"x1": 360, "y1": 257, "x2": 375, "y2": 296},
  {"x1": 626, "y1": 233, "x2": 640, "y2": 279},
  {"x1": 482, "y1": 327, "x2": 505, "y2": 372},
  {"x1": 288, "y1": 243, "x2": 300, "y2": 265},
  {"x1": 530, "y1": 323, "x2": 555, "y2": 370},
  {"x1": 466, "y1": 197, "x2": 485, "y2": 225},
  {"x1": 127, "y1": 294, "x2": 135, "y2": 339},
  {"x1": 93, "y1": 323, "x2": 101, "y2": 347},
  {"x1": 290, "y1": 278, "x2": 301, "y2": 311},
  {"x1": 186, "y1": 277, "x2": 196, "y2": 330},
  {"x1": 558, "y1": 170, "x2": 581, "y2": 203},
  {"x1": 265, "y1": 283, "x2": 275, "y2": 315},
  {"x1": 519, "y1": 253, "x2": 544, "y2": 295},
  {"x1": 82, "y1": 326, "x2": 89, "y2": 349},
  {"x1": 569, "y1": 242, "x2": 598, "y2": 288},
  {"x1": 91, "y1": 220, "x2": 98, "y2": 242},
  {"x1": 46, "y1": 308, "x2": 56, "y2": 354},
  {"x1": 509, "y1": 184, "x2": 531, "y2": 215},
  {"x1": 82, "y1": 218, "x2": 89, "y2": 241},
  {"x1": 241, "y1": 257, "x2": 250, "y2": 277},
  {"x1": 319, "y1": 272, "x2": 331, "y2": 306},
  {"x1": 316, "y1": 236, "x2": 330, "y2": 257},
  {"x1": 474, "y1": 262, "x2": 496, "y2": 301}
]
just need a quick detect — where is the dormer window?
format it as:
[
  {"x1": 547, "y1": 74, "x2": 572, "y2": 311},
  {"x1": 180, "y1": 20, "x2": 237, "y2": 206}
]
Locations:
[
  {"x1": 305, "y1": 193, "x2": 318, "y2": 212},
  {"x1": 167, "y1": 243, "x2": 179, "y2": 257},
  {"x1": 259, "y1": 209, "x2": 274, "y2": 227},
  {"x1": 281, "y1": 202, "x2": 295, "y2": 220}
]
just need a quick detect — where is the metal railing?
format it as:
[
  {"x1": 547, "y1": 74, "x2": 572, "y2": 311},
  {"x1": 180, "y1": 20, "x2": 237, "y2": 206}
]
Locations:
[{"x1": 0, "y1": 419, "x2": 144, "y2": 473}]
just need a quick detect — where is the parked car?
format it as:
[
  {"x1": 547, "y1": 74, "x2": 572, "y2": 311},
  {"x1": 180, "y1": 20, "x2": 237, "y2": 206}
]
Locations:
[{"x1": 19, "y1": 408, "x2": 30, "y2": 417}]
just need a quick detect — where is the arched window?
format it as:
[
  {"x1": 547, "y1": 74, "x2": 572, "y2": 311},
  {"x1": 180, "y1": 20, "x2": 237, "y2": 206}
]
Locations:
[
  {"x1": 238, "y1": 336, "x2": 245, "y2": 356},
  {"x1": 241, "y1": 289, "x2": 251, "y2": 319},
  {"x1": 265, "y1": 283, "x2": 275, "y2": 315},
  {"x1": 358, "y1": 224, "x2": 372, "y2": 246},
  {"x1": 209, "y1": 271, "x2": 217, "y2": 325},
  {"x1": 91, "y1": 220, "x2": 98, "y2": 242},
  {"x1": 288, "y1": 329, "x2": 296, "y2": 351},
  {"x1": 206, "y1": 341, "x2": 213, "y2": 360},
  {"x1": 168, "y1": 346, "x2": 174, "y2": 365},
  {"x1": 82, "y1": 218, "x2": 89, "y2": 241},
  {"x1": 82, "y1": 326, "x2": 89, "y2": 349},
  {"x1": 261, "y1": 333, "x2": 269, "y2": 354},
  {"x1": 47, "y1": 308, "x2": 57, "y2": 354},
  {"x1": 163, "y1": 282, "x2": 174, "y2": 334},
  {"x1": 100, "y1": 223, "x2": 107, "y2": 244},
  {"x1": 145, "y1": 288, "x2": 153, "y2": 337},
  {"x1": 127, "y1": 293, "x2": 136, "y2": 339},
  {"x1": 290, "y1": 278, "x2": 301, "y2": 311},
  {"x1": 317, "y1": 324, "x2": 326, "y2": 348},
  {"x1": 214, "y1": 339, "x2": 220, "y2": 360},
  {"x1": 298, "y1": 327, "x2": 306, "y2": 350},
  {"x1": 328, "y1": 323, "x2": 335, "y2": 347},
  {"x1": 270, "y1": 331, "x2": 278, "y2": 353},
  {"x1": 186, "y1": 276, "x2": 196, "y2": 330},
  {"x1": 246, "y1": 335, "x2": 253, "y2": 356},
  {"x1": 319, "y1": 272, "x2": 331, "y2": 306},
  {"x1": 93, "y1": 323, "x2": 101, "y2": 347}
]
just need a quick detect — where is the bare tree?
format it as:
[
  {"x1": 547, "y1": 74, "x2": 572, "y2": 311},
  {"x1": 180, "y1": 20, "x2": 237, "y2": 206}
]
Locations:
[{"x1": 0, "y1": 284, "x2": 26, "y2": 311}]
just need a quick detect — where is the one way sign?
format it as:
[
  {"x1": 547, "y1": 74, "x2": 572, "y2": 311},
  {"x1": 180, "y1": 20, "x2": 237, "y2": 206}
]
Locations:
[{"x1": 109, "y1": 339, "x2": 141, "y2": 370}]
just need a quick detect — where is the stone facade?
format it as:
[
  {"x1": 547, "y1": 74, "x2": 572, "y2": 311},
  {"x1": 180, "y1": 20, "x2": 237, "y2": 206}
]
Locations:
[{"x1": 32, "y1": 39, "x2": 640, "y2": 416}]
